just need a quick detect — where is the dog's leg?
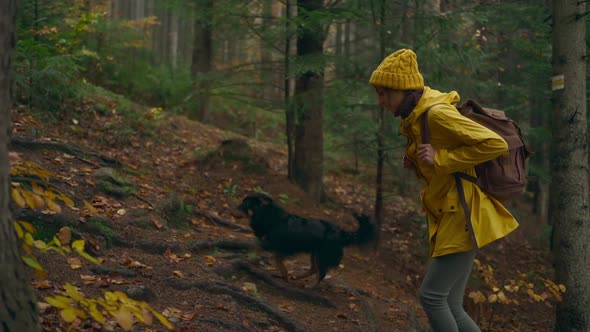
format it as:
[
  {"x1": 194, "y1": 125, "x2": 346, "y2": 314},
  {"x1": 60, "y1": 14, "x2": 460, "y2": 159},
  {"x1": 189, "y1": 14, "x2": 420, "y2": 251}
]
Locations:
[
  {"x1": 292, "y1": 254, "x2": 318, "y2": 280},
  {"x1": 307, "y1": 263, "x2": 327, "y2": 288},
  {"x1": 274, "y1": 255, "x2": 290, "y2": 281}
]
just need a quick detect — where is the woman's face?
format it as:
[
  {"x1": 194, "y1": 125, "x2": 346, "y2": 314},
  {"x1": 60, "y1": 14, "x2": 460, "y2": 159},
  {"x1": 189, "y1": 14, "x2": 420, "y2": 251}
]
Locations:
[{"x1": 376, "y1": 87, "x2": 406, "y2": 117}]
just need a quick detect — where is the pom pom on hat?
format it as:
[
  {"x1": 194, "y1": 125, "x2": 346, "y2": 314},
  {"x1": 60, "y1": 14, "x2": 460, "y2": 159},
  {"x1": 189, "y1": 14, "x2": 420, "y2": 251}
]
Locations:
[{"x1": 369, "y1": 49, "x2": 424, "y2": 90}]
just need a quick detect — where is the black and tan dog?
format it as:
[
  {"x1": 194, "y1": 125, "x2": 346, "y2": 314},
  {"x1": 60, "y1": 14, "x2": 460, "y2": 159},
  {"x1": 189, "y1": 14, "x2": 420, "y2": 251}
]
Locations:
[{"x1": 238, "y1": 192, "x2": 374, "y2": 286}]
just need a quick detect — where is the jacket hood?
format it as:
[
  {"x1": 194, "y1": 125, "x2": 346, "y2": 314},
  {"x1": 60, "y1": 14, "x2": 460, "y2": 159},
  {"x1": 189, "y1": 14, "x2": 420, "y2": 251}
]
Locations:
[{"x1": 404, "y1": 86, "x2": 461, "y2": 124}]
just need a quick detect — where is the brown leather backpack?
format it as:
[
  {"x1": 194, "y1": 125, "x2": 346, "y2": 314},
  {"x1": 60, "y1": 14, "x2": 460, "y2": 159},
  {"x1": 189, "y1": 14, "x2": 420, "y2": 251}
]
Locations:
[{"x1": 421, "y1": 100, "x2": 530, "y2": 202}]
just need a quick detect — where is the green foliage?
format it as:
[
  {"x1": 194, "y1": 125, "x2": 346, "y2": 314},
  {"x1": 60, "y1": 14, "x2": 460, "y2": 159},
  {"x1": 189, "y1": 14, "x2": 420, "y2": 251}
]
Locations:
[{"x1": 87, "y1": 218, "x2": 115, "y2": 244}]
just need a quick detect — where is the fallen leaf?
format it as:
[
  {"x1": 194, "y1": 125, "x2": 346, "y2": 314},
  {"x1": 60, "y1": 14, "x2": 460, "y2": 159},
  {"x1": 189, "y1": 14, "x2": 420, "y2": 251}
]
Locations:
[
  {"x1": 203, "y1": 255, "x2": 217, "y2": 266},
  {"x1": 67, "y1": 257, "x2": 83, "y2": 270},
  {"x1": 173, "y1": 270, "x2": 185, "y2": 279},
  {"x1": 114, "y1": 308, "x2": 134, "y2": 331},
  {"x1": 32, "y1": 280, "x2": 52, "y2": 289},
  {"x1": 162, "y1": 307, "x2": 182, "y2": 318},
  {"x1": 122, "y1": 258, "x2": 152, "y2": 269},
  {"x1": 37, "y1": 302, "x2": 52, "y2": 313},
  {"x1": 83, "y1": 200, "x2": 98, "y2": 216},
  {"x1": 56, "y1": 227, "x2": 72, "y2": 245},
  {"x1": 279, "y1": 303, "x2": 295, "y2": 313},
  {"x1": 152, "y1": 217, "x2": 163, "y2": 230},
  {"x1": 181, "y1": 310, "x2": 198, "y2": 321},
  {"x1": 46, "y1": 198, "x2": 62, "y2": 213},
  {"x1": 336, "y1": 312, "x2": 348, "y2": 319},
  {"x1": 242, "y1": 282, "x2": 257, "y2": 294}
]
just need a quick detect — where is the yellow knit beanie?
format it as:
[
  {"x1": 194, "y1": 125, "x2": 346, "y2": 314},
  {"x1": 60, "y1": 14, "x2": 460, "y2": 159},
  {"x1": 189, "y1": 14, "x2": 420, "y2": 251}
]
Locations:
[{"x1": 369, "y1": 49, "x2": 424, "y2": 90}]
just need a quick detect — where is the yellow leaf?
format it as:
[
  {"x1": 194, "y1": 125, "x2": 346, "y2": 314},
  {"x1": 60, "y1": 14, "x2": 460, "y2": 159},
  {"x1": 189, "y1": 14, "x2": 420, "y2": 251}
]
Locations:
[
  {"x1": 139, "y1": 307, "x2": 153, "y2": 325},
  {"x1": 46, "y1": 198, "x2": 62, "y2": 213},
  {"x1": 58, "y1": 193, "x2": 74, "y2": 208},
  {"x1": 14, "y1": 222, "x2": 24, "y2": 239},
  {"x1": 20, "y1": 189, "x2": 37, "y2": 209},
  {"x1": 31, "y1": 182, "x2": 43, "y2": 195},
  {"x1": 24, "y1": 233, "x2": 35, "y2": 246},
  {"x1": 64, "y1": 283, "x2": 83, "y2": 301},
  {"x1": 488, "y1": 294, "x2": 498, "y2": 303},
  {"x1": 83, "y1": 200, "x2": 98, "y2": 215},
  {"x1": 559, "y1": 284, "x2": 567, "y2": 293},
  {"x1": 78, "y1": 250, "x2": 99, "y2": 264},
  {"x1": 33, "y1": 240, "x2": 49, "y2": 250},
  {"x1": 89, "y1": 302, "x2": 106, "y2": 323},
  {"x1": 45, "y1": 295, "x2": 72, "y2": 309},
  {"x1": 114, "y1": 308, "x2": 134, "y2": 331},
  {"x1": 22, "y1": 256, "x2": 44, "y2": 271},
  {"x1": 12, "y1": 188, "x2": 26, "y2": 208},
  {"x1": 17, "y1": 221, "x2": 36, "y2": 234},
  {"x1": 147, "y1": 307, "x2": 174, "y2": 330},
  {"x1": 71, "y1": 239, "x2": 85, "y2": 252},
  {"x1": 113, "y1": 291, "x2": 131, "y2": 303},
  {"x1": 60, "y1": 308, "x2": 78, "y2": 322},
  {"x1": 34, "y1": 193, "x2": 46, "y2": 209},
  {"x1": 105, "y1": 292, "x2": 118, "y2": 304},
  {"x1": 497, "y1": 291, "x2": 508, "y2": 303},
  {"x1": 468, "y1": 291, "x2": 486, "y2": 304}
]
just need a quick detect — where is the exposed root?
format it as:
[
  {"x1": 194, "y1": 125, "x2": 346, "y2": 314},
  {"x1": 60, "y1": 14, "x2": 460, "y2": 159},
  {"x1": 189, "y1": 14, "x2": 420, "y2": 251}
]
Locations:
[
  {"x1": 166, "y1": 277, "x2": 311, "y2": 332},
  {"x1": 188, "y1": 239, "x2": 256, "y2": 252},
  {"x1": 215, "y1": 259, "x2": 336, "y2": 308},
  {"x1": 10, "y1": 138, "x2": 121, "y2": 166},
  {"x1": 13, "y1": 209, "x2": 256, "y2": 255}
]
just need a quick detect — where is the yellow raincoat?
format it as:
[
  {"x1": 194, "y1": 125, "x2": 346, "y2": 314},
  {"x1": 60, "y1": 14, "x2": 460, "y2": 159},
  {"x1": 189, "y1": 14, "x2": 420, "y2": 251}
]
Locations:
[{"x1": 401, "y1": 87, "x2": 519, "y2": 257}]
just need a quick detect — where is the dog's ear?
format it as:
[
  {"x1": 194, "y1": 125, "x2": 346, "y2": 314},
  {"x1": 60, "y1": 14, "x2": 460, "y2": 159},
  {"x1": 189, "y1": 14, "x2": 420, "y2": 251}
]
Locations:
[
  {"x1": 259, "y1": 195, "x2": 272, "y2": 205},
  {"x1": 252, "y1": 192, "x2": 273, "y2": 205}
]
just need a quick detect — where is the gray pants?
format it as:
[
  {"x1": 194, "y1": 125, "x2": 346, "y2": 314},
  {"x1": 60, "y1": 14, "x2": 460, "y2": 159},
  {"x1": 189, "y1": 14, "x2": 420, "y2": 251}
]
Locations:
[{"x1": 418, "y1": 250, "x2": 480, "y2": 332}]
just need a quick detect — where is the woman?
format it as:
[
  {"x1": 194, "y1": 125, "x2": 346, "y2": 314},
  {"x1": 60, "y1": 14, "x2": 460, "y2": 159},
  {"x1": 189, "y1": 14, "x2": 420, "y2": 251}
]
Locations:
[{"x1": 370, "y1": 48, "x2": 518, "y2": 331}]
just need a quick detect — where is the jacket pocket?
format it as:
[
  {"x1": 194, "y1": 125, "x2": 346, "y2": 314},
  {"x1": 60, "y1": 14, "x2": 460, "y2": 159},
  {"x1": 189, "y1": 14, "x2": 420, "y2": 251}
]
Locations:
[{"x1": 438, "y1": 197, "x2": 459, "y2": 214}]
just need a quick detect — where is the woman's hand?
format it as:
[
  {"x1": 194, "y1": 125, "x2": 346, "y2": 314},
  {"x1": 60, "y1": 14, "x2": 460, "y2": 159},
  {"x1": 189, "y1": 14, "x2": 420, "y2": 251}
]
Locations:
[{"x1": 417, "y1": 144, "x2": 435, "y2": 166}]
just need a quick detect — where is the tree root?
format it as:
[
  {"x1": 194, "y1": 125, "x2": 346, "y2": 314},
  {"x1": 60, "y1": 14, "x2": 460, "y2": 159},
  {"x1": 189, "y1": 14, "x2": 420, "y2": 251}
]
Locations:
[
  {"x1": 13, "y1": 210, "x2": 256, "y2": 254},
  {"x1": 323, "y1": 283, "x2": 382, "y2": 332},
  {"x1": 166, "y1": 277, "x2": 311, "y2": 332},
  {"x1": 188, "y1": 239, "x2": 256, "y2": 252},
  {"x1": 10, "y1": 138, "x2": 121, "y2": 167},
  {"x1": 193, "y1": 207, "x2": 251, "y2": 233},
  {"x1": 215, "y1": 259, "x2": 336, "y2": 308}
]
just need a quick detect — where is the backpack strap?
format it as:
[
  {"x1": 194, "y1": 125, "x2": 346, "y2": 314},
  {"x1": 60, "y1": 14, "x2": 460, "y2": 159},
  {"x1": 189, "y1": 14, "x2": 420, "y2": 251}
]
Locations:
[
  {"x1": 420, "y1": 103, "x2": 447, "y2": 144},
  {"x1": 420, "y1": 104, "x2": 480, "y2": 250},
  {"x1": 454, "y1": 174, "x2": 480, "y2": 250}
]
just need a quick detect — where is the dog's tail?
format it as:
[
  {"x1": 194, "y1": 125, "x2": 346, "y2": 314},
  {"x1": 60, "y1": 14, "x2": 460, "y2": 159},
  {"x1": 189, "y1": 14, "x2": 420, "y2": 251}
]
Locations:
[{"x1": 342, "y1": 212, "x2": 375, "y2": 247}]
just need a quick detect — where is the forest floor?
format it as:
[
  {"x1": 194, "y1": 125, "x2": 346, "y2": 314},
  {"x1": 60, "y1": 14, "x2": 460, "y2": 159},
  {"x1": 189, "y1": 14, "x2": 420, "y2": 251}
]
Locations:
[{"x1": 9, "y1": 97, "x2": 557, "y2": 332}]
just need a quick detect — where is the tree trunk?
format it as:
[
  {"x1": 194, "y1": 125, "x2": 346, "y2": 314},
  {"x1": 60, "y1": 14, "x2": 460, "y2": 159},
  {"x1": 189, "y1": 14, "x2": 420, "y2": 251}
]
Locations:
[
  {"x1": 190, "y1": 0, "x2": 213, "y2": 122},
  {"x1": 0, "y1": 0, "x2": 40, "y2": 330},
  {"x1": 550, "y1": 1, "x2": 590, "y2": 331},
  {"x1": 260, "y1": 0, "x2": 274, "y2": 104},
  {"x1": 292, "y1": 0, "x2": 325, "y2": 203},
  {"x1": 372, "y1": 0, "x2": 387, "y2": 251},
  {"x1": 285, "y1": 0, "x2": 296, "y2": 181}
]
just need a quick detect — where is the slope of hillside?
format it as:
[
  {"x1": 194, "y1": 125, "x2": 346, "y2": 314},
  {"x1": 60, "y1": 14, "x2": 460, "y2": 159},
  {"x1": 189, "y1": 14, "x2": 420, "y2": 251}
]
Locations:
[{"x1": 9, "y1": 95, "x2": 556, "y2": 331}]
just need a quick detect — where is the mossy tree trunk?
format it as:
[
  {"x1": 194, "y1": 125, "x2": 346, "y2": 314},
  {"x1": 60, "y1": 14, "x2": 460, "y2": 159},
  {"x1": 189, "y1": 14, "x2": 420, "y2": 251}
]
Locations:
[
  {"x1": 0, "y1": 0, "x2": 40, "y2": 330},
  {"x1": 550, "y1": 0, "x2": 590, "y2": 330},
  {"x1": 292, "y1": 0, "x2": 325, "y2": 203}
]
